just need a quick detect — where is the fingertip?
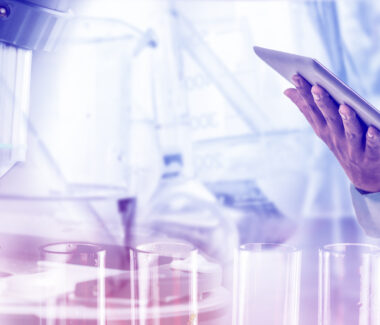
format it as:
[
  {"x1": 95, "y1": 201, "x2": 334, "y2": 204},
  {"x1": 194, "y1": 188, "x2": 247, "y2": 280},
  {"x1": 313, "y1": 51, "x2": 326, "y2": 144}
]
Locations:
[
  {"x1": 339, "y1": 104, "x2": 353, "y2": 115},
  {"x1": 311, "y1": 84, "x2": 328, "y2": 101},
  {"x1": 291, "y1": 74, "x2": 302, "y2": 87},
  {"x1": 311, "y1": 84, "x2": 324, "y2": 94},
  {"x1": 339, "y1": 104, "x2": 355, "y2": 121},
  {"x1": 367, "y1": 126, "x2": 380, "y2": 139},
  {"x1": 284, "y1": 88, "x2": 296, "y2": 98}
]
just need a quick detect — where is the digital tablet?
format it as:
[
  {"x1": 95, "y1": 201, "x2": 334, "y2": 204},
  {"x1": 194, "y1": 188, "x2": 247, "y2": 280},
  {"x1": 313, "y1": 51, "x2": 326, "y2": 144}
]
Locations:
[{"x1": 253, "y1": 46, "x2": 380, "y2": 130}]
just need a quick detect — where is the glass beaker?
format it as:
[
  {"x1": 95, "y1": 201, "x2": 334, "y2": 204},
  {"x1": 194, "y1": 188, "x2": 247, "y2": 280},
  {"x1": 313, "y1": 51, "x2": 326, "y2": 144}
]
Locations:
[
  {"x1": 0, "y1": 17, "x2": 157, "y2": 259},
  {"x1": 0, "y1": 17, "x2": 156, "y2": 199},
  {"x1": 233, "y1": 243, "x2": 302, "y2": 325},
  {"x1": 39, "y1": 242, "x2": 106, "y2": 325},
  {"x1": 319, "y1": 243, "x2": 380, "y2": 325}
]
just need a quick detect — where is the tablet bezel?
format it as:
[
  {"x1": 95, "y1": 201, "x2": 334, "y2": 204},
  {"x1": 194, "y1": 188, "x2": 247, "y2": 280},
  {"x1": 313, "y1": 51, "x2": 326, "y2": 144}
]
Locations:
[{"x1": 254, "y1": 46, "x2": 380, "y2": 130}]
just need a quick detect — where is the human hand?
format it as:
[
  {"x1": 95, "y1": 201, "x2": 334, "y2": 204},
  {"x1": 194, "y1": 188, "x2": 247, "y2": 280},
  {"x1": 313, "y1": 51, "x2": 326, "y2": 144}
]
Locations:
[{"x1": 284, "y1": 74, "x2": 380, "y2": 193}]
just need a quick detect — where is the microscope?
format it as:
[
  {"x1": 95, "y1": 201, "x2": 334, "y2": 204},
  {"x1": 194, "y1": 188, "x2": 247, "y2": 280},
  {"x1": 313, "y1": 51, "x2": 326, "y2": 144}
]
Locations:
[{"x1": 0, "y1": 0, "x2": 71, "y2": 178}]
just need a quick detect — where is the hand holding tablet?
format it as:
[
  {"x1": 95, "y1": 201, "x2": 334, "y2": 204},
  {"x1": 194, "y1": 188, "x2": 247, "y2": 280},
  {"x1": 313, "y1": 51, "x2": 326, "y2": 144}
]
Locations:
[{"x1": 254, "y1": 46, "x2": 380, "y2": 193}]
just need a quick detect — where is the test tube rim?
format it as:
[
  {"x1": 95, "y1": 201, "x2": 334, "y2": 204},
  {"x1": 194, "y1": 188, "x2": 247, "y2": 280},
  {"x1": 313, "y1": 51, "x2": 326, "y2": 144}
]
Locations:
[
  {"x1": 134, "y1": 241, "x2": 198, "y2": 259},
  {"x1": 239, "y1": 242, "x2": 300, "y2": 254},
  {"x1": 40, "y1": 241, "x2": 105, "y2": 255},
  {"x1": 321, "y1": 242, "x2": 380, "y2": 255}
]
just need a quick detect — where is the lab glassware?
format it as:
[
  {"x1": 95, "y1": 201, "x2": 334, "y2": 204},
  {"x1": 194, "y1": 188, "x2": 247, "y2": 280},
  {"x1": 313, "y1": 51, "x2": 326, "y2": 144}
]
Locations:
[
  {"x1": 233, "y1": 243, "x2": 301, "y2": 325},
  {"x1": 128, "y1": 241, "x2": 230, "y2": 324},
  {"x1": 39, "y1": 242, "x2": 106, "y2": 325},
  {"x1": 1, "y1": 17, "x2": 155, "y2": 199},
  {"x1": 319, "y1": 243, "x2": 380, "y2": 325},
  {"x1": 139, "y1": 175, "x2": 239, "y2": 285},
  {"x1": 31, "y1": 17, "x2": 135, "y2": 191},
  {"x1": 0, "y1": 17, "x2": 153, "y2": 246}
]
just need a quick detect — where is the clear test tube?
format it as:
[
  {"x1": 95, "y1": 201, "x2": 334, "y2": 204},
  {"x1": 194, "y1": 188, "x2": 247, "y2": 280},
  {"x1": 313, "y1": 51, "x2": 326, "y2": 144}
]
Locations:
[
  {"x1": 39, "y1": 242, "x2": 106, "y2": 325},
  {"x1": 129, "y1": 241, "x2": 199, "y2": 324},
  {"x1": 319, "y1": 243, "x2": 380, "y2": 325},
  {"x1": 128, "y1": 241, "x2": 231, "y2": 325},
  {"x1": 233, "y1": 243, "x2": 302, "y2": 325}
]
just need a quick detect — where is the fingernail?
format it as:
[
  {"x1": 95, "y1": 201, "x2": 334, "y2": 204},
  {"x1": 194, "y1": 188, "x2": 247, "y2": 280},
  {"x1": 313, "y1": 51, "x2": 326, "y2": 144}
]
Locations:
[
  {"x1": 312, "y1": 92, "x2": 321, "y2": 101},
  {"x1": 292, "y1": 75, "x2": 301, "y2": 87},
  {"x1": 368, "y1": 131, "x2": 374, "y2": 138},
  {"x1": 339, "y1": 113, "x2": 347, "y2": 120}
]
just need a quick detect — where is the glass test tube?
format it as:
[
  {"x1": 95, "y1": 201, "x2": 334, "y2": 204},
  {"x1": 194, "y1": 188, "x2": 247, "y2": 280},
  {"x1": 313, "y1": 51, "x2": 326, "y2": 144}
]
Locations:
[
  {"x1": 129, "y1": 241, "x2": 202, "y2": 324},
  {"x1": 39, "y1": 242, "x2": 106, "y2": 325},
  {"x1": 233, "y1": 243, "x2": 301, "y2": 325},
  {"x1": 319, "y1": 243, "x2": 380, "y2": 325}
]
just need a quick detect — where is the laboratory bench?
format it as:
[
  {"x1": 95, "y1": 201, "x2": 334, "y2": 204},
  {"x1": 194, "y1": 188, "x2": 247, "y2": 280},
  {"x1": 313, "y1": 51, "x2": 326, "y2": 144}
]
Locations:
[{"x1": 0, "y1": 212, "x2": 377, "y2": 324}]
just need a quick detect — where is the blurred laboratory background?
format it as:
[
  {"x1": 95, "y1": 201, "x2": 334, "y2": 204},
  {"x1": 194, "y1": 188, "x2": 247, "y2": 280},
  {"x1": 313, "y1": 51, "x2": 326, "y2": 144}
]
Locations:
[{"x1": 0, "y1": 0, "x2": 380, "y2": 324}]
